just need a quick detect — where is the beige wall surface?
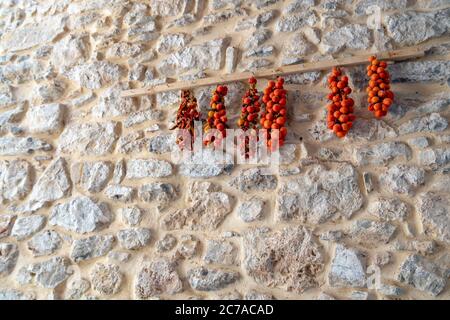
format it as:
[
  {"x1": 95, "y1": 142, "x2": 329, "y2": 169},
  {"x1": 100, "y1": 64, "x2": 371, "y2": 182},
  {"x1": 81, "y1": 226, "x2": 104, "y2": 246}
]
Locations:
[{"x1": 0, "y1": 0, "x2": 449, "y2": 300}]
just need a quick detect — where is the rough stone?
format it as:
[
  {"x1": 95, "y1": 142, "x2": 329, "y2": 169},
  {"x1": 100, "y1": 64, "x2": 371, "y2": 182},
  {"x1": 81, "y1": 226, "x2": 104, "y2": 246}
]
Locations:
[
  {"x1": 90, "y1": 263, "x2": 122, "y2": 296},
  {"x1": 277, "y1": 163, "x2": 363, "y2": 223},
  {"x1": 93, "y1": 82, "x2": 137, "y2": 118},
  {"x1": 179, "y1": 150, "x2": 233, "y2": 178},
  {"x1": 0, "y1": 288, "x2": 34, "y2": 300},
  {"x1": 11, "y1": 215, "x2": 46, "y2": 240},
  {"x1": 162, "y1": 191, "x2": 232, "y2": 231},
  {"x1": 0, "y1": 243, "x2": 19, "y2": 276},
  {"x1": 104, "y1": 185, "x2": 135, "y2": 202},
  {"x1": 63, "y1": 61, "x2": 123, "y2": 90},
  {"x1": 417, "y1": 192, "x2": 450, "y2": 244},
  {"x1": 380, "y1": 164, "x2": 425, "y2": 195},
  {"x1": 237, "y1": 197, "x2": 265, "y2": 222},
  {"x1": 123, "y1": 109, "x2": 164, "y2": 128},
  {"x1": 71, "y1": 161, "x2": 112, "y2": 193},
  {"x1": 19, "y1": 257, "x2": 72, "y2": 288},
  {"x1": 368, "y1": 198, "x2": 410, "y2": 222},
  {"x1": 399, "y1": 113, "x2": 448, "y2": 135},
  {"x1": 390, "y1": 61, "x2": 450, "y2": 83},
  {"x1": 348, "y1": 220, "x2": 397, "y2": 248},
  {"x1": 65, "y1": 278, "x2": 90, "y2": 300},
  {"x1": 158, "y1": 38, "x2": 227, "y2": 77},
  {"x1": 157, "y1": 33, "x2": 192, "y2": 54},
  {"x1": 188, "y1": 267, "x2": 240, "y2": 291},
  {"x1": 148, "y1": 134, "x2": 174, "y2": 154},
  {"x1": 355, "y1": 0, "x2": 409, "y2": 16},
  {"x1": 397, "y1": 254, "x2": 446, "y2": 296},
  {"x1": 328, "y1": 244, "x2": 366, "y2": 288},
  {"x1": 117, "y1": 131, "x2": 148, "y2": 154},
  {"x1": 134, "y1": 258, "x2": 182, "y2": 299},
  {"x1": 0, "y1": 215, "x2": 15, "y2": 239},
  {"x1": 117, "y1": 228, "x2": 151, "y2": 250},
  {"x1": 282, "y1": 33, "x2": 316, "y2": 60},
  {"x1": 138, "y1": 183, "x2": 178, "y2": 209},
  {"x1": 150, "y1": 0, "x2": 193, "y2": 17},
  {"x1": 49, "y1": 196, "x2": 112, "y2": 234},
  {"x1": 1, "y1": 15, "x2": 67, "y2": 52},
  {"x1": 235, "y1": 9, "x2": 276, "y2": 31},
  {"x1": 24, "y1": 103, "x2": 64, "y2": 134},
  {"x1": 107, "y1": 42, "x2": 143, "y2": 58},
  {"x1": 385, "y1": 9, "x2": 450, "y2": 46},
  {"x1": 51, "y1": 34, "x2": 90, "y2": 71},
  {"x1": 229, "y1": 168, "x2": 277, "y2": 192},
  {"x1": 275, "y1": 10, "x2": 317, "y2": 32},
  {"x1": 27, "y1": 230, "x2": 62, "y2": 257},
  {"x1": 243, "y1": 227, "x2": 324, "y2": 293},
  {"x1": 120, "y1": 207, "x2": 143, "y2": 226},
  {"x1": 346, "y1": 119, "x2": 397, "y2": 142},
  {"x1": 0, "y1": 136, "x2": 52, "y2": 156},
  {"x1": 71, "y1": 235, "x2": 115, "y2": 262},
  {"x1": 22, "y1": 158, "x2": 71, "y2": 212},
  {"x1": 58, "y1": 121, "x2": 118, "y2": 155},
  {"x1": 177, "y1": 234, "x2": 199, "y2": 259},
  {"x1": 126, "y1": 159, "x2": 173, "y2": 179},
  {"x1": 0, "y1": 57, "x2": 46, "y2": 85},
  {"x1": 284, "y1": 0, "x2": 316, "y2": 14},
  {"x1": 0, "y1": 160, "x2": 33, "y2": 202},
  {"x1": 156, "y1": 234, "x2": 177, "y2": 253},
  {"x1": 353, "y1": 142, "x2": 411, "y2": 166},
  {"x1": 32, "y1": 79, "x2": 67, "y2": 105},
  {"x1": 321, "y1": 24, "x2": 372, "y2": 53},
  {"x1": 204, "y1": 240, "x2": 237, "y2": 265},
  {"x1": 243, "y1": 29, "x2": 271, "y2": 50},
  {"x1": 418, "y1": 147, "x2": 450, "y2": 169},
  {"x1": 203, "y1": 8, "x2": 247, "y2": 25}
]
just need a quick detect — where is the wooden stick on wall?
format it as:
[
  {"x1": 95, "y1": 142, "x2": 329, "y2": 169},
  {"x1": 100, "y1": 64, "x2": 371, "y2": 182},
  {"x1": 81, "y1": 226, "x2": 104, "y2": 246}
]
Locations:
[{"x1": 121, "y1": 46, "x2": 425, "y2": 98}]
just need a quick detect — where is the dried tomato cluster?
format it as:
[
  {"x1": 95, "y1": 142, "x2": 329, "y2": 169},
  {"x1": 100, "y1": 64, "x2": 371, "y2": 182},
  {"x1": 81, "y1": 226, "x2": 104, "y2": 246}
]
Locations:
[
  {"x1": 366, "y1": 56, "x2": 394, "y2": 118},
  {"x1": 204, "y1": 85, "x2": 228, "y2": 146},
  {"x1": 170, "y1": 90, "x2": 200, "y2": 150},
  {"x1": 260, "y1": 77, "x2": 288, "y2": 149},
  {"x1": 326, "y1": 67, "x2": 356, "y2": 138},
  {"x1": 238, "y1": 77, "x2": 260, "y2": 130}
]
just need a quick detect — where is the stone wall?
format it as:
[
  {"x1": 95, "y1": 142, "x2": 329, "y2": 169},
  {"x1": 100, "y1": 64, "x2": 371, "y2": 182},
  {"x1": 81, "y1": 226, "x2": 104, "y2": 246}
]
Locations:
[{"x1": 0, "y1": 0, "x2": 449, "y2": 300}]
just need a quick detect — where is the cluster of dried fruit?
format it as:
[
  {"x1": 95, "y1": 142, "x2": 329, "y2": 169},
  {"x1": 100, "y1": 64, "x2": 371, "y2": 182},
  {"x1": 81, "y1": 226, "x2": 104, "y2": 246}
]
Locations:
[
  {"x1": 170, "y1": 90, "x2": 200, "y2": 150},
  {"x1": 366, "y1": 56, "x2": 394, "y2": 118},
  {"x1": 260, "y1": 77, "x2": 288, "y2": 149},
  {"x1": 204, "y1": 85, "x2": 228, "y2": 146},
  {"x1": 238, "y1": 77, "x2": 261, "y2": 130},
  {"x1": 326, "y1": 67, "x2": 356, "y2": 138},
  {"x1": 237, "y1": 77, "x2": 261, "y2": 158}
]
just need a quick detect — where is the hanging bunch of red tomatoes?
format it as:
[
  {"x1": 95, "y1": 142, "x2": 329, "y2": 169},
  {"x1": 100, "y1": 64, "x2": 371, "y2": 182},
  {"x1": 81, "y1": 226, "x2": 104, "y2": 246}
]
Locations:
[
  {"x1": 237, "y1": 77, "x2": 261, "y2": 158},
  {"x1": 237, "y1": 77, "x2": 260, "y2": 130},
  {"x1": 366, "y1": 56, "x2": 394, "y2": 118},
  {"x1": 170, "y1": 90, "x2": 200, "y2": 150},
  {"x1": 260, "y1": 77, "x2": 288, "y2": 150},
  {"x1": 204, "y1": 85, "x2": 228, "y2": 146},
  {"x1": 326, "y1": 67, "x2": 356, "y2": 138}
]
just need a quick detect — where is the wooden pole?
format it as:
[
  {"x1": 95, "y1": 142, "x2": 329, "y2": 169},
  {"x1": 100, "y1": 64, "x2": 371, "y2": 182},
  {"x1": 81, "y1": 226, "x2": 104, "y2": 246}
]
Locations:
[{"x1": 121, "y1": 46, "x2": 425, "y2": 98}]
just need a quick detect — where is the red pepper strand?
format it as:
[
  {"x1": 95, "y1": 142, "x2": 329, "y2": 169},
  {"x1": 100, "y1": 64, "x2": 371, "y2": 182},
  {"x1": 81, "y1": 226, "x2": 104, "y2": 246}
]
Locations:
[{"x1": 171, "y1": 90, "x2": 200, "y2": 150}]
